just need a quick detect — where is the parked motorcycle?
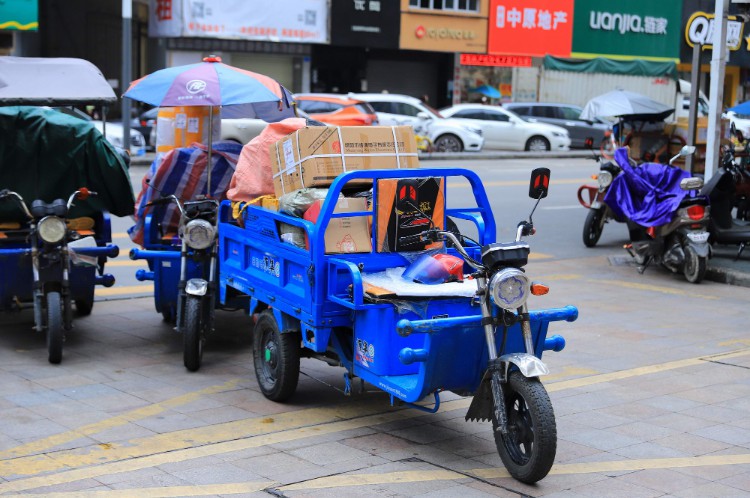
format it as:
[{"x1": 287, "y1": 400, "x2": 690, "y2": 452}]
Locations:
[
  {"x1": 0, "y1": 188, "x2": 118, "y2": 363},
  {"x1": 605, "y1": 147, "x2": 711, "y2": 283},
  {"x1": 720, "y1": 126, "x2": 750, "y2": 222},
  {"x1": 701, "y1": 130, "x2": 750, "y2": 259},
  {"x1": 578, "y1": 137, "x2": 626, "y2": 247}
]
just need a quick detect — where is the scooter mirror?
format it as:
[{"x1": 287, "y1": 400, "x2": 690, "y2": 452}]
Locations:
[
  {"x1": 669, "y1": 145, "x2": 696, "y2": 165},
  {"x1": 583, "y1": 137, "x2": 594, "y2": 149},
  {"x1": 529, "y1": 168, "x2": 550, "y2": 199}
]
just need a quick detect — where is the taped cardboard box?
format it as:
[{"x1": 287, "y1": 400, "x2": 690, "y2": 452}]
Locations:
[
  {"x1": 271, "y1": 125, "x2": 419, "y2": 197},
  {"x1": 303, "y1": 197, "x2": 372, "y2": 254},
  {"x1": 376, "y1": 177, "x2": 445, "y2": 253}
]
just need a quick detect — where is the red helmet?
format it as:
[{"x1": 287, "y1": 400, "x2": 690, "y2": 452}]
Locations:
[{"x1": 402, "y1": 253, "x2": 464, "y2": 284}]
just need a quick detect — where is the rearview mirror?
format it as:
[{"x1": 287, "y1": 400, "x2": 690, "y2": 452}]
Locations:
[
  {"x1": 669, "y1": 145, "x2": 696, "y2": 165},
  {"x1": 529, "y1": 168, "x2": 550, "y2": 199}
]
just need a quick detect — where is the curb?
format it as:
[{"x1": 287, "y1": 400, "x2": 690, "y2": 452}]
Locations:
[{"x1": 706, "y1": 265, "x2": 750, "y2": 287}]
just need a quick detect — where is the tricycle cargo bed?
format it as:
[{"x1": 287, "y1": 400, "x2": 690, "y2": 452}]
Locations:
[{"x1": 218, "y1": 168, "x2": 496, "y2": 348}]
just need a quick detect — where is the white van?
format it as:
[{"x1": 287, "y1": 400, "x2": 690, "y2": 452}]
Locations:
[{"x1": 677, "y1": 79, "x2": 709, "y2": 120}]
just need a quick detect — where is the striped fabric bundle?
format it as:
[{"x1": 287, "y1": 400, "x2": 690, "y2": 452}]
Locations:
[{"x1": 128, "y1": 141, "x2": 242, "y2": 246}]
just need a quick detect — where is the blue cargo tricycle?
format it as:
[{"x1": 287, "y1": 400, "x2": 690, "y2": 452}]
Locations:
[{"x1": 218, "y1": 167, "x2": 577, "y2": 483}]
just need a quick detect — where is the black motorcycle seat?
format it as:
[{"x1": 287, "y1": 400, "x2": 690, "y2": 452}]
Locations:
[
  {"x1": 30, "y1": 199, "x2": 67, "y2": 218},
  {"x1": 678, "y1": 196, "x2": 708, "y2": 208}
]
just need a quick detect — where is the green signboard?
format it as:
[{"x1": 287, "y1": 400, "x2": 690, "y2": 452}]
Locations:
[
  {"x1": 572, "y1": 0, "x2": 682, "y2": 61},
  {"x1": 0, "y1": 0, "x2": 38, "y2": 31}
]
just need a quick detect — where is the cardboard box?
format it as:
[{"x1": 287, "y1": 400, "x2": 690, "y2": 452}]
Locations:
[
  {"x1": 303, "y1": 197, "x2": 372, "y2": 254},
  {"x1": 376, "y1": 177, "x2": 445, "y2": 253},
  {"x1": 271, "y1": 126, "x2": 419, "y2": 196}
]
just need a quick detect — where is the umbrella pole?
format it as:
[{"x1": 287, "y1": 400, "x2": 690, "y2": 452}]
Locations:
[{"x1": 207, "y1": 105, "x2": 213, "y2": 197}]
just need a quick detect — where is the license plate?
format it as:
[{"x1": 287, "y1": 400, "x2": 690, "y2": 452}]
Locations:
[{"x1": 687, "y1": 231, "x2": 709, "y2": 244}]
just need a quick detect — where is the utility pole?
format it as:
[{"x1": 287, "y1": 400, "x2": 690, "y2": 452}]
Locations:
[
  {"x1": 122, "y1": 0, "x2": 132, "y2": 152},
  {"x1": 705, "y1": 0, "x2": 728, "y2": 179}
]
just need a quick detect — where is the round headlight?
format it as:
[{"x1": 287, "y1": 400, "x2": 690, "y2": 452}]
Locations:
[
  {"x1": 182, "y1": 219, "x2": 215, "y2": 250},
  {"x1": 598, "y1": 170, "x2": 613, "y2": 188},
  {"x1": 489, "y1": 268, "x2": 530, "y2": 310},
  {"x1": 37, "y1": 216, "x2": 67, "y2": 244}
]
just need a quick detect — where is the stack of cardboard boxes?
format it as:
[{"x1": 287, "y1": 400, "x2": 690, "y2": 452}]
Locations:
[{"x1": 267, "y1": 125, "x2": 432, "y2": 254}]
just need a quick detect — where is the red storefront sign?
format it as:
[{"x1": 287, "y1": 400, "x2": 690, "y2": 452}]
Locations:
[
  {"x1": 488, "y1": 0, "x2": 574, "y2": 57},
  {"x1": 460, "y1": 53, "x2": 532, "y2": 67}
]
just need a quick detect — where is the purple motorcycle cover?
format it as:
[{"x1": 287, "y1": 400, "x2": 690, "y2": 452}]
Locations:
[{"x1": 604, "y1": 148, "x2": 690, "y2": 227}]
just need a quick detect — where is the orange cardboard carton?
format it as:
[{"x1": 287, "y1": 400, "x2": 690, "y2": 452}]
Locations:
[{"x1": 376, "y1": 177, "x2": 445, "y2": 253}]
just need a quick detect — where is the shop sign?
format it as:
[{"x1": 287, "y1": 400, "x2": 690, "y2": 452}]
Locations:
[
  {"x1": 400, "y1": 12, "x2": 487, "y2": 53},
  {"x1": 571, "y1": 0, "x2": 682, "y2": 60},
  {"x1": 331, "y1": 0, "x2": 399, "y2": 48},
  {"x1": 460, "y1": 53, "x2": 532, "y2": 67},
  {"x1": 680, "y1": 1, "x2": 750, "y2": 66},
  {"x1": 487, "y1": 0, "x2": 574, "y2": 57},
  {"x1": 685, "y1": 11, "x2": 744, "y2": 50},
  {"x1": 149, "y1": 0, "x2": 329, "y2": 44},
  {"x1": 0, "y1": 0, "x2": 38, "y2": 31}
]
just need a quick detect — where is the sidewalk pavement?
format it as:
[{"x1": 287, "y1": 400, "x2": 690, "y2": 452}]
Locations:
[{"x1": 129, "y1": 150, "x2": 750, "y2": 289}]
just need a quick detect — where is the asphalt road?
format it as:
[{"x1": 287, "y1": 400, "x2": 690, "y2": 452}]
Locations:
[{"x1": 2, "y1": 156, "x2": 750, "y2": 496}]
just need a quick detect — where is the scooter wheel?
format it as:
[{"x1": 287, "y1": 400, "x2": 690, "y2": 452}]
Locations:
[
  {"x1": 493, "y1": 372, "x2": 556, "y2": 484},
  {"x1": 683, "y1": 246, "x2": 707, "y2": 284},
  {"x1": 582, "y1": 208, "x2": 605, "y2": 247}
]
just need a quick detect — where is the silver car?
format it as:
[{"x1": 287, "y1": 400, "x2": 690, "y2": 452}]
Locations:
[{"x1": 503, "y1": 103, "x2": 611, "y2": 149}]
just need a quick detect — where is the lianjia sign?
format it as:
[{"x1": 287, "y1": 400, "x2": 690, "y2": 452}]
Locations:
[{"x1": 571, "y1": 0, "x2": 682, "y2": 60}]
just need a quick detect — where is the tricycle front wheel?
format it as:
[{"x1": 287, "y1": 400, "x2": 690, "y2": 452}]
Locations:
[
  {"x1": 46, "y1": 291, "x2": 64, "y2": 364},
  {"x1": 183, "y1": 296, "x2": 204, "y2": 372},
  {"x1": 253, "y1": 310, "x2": 300, "y2": 402},
  {"x1": 493, "y1": 372, "x2": 556, "y2": 484}
]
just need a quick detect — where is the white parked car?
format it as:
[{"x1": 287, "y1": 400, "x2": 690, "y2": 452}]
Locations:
[
  {"x1": 348, "y1": 93, "x2": 484, "y2": 152},
  {"x1": 49, "y1": 106, "x2": 147, "y2": 156},
  {"x1": 91, "y1": 121, "x2": 147, "y2": 156},
  {"x1": 440, "y1": 104, "x2": 571, "y2": 152}
]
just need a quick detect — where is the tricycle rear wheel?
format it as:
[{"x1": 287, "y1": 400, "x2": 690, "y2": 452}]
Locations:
[
  {"x1": 253, "y1": 310, "x2": 300, "y2": 401},
  {"x1": 46, "y1": 291, "x2": 64, "y2": 364},
  {"x1": 493, "y1": 372, "x2": 556, "y2": 484},
  {"x1": 183, "y1": 296, "x2": 204, "y2": 372}
]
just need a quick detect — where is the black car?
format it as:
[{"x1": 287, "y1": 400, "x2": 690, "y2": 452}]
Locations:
[{"x1": 503, "y1": 103, "x2": 611, "y2": 149}]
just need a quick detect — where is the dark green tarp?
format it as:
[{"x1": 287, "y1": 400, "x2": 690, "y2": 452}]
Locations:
[
  {"x1": 543, "y1": 55, "x2": 678, "y2": 80},
  {"x1": 0, "y1": 106, "x2": 134, "y2": 221}
]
